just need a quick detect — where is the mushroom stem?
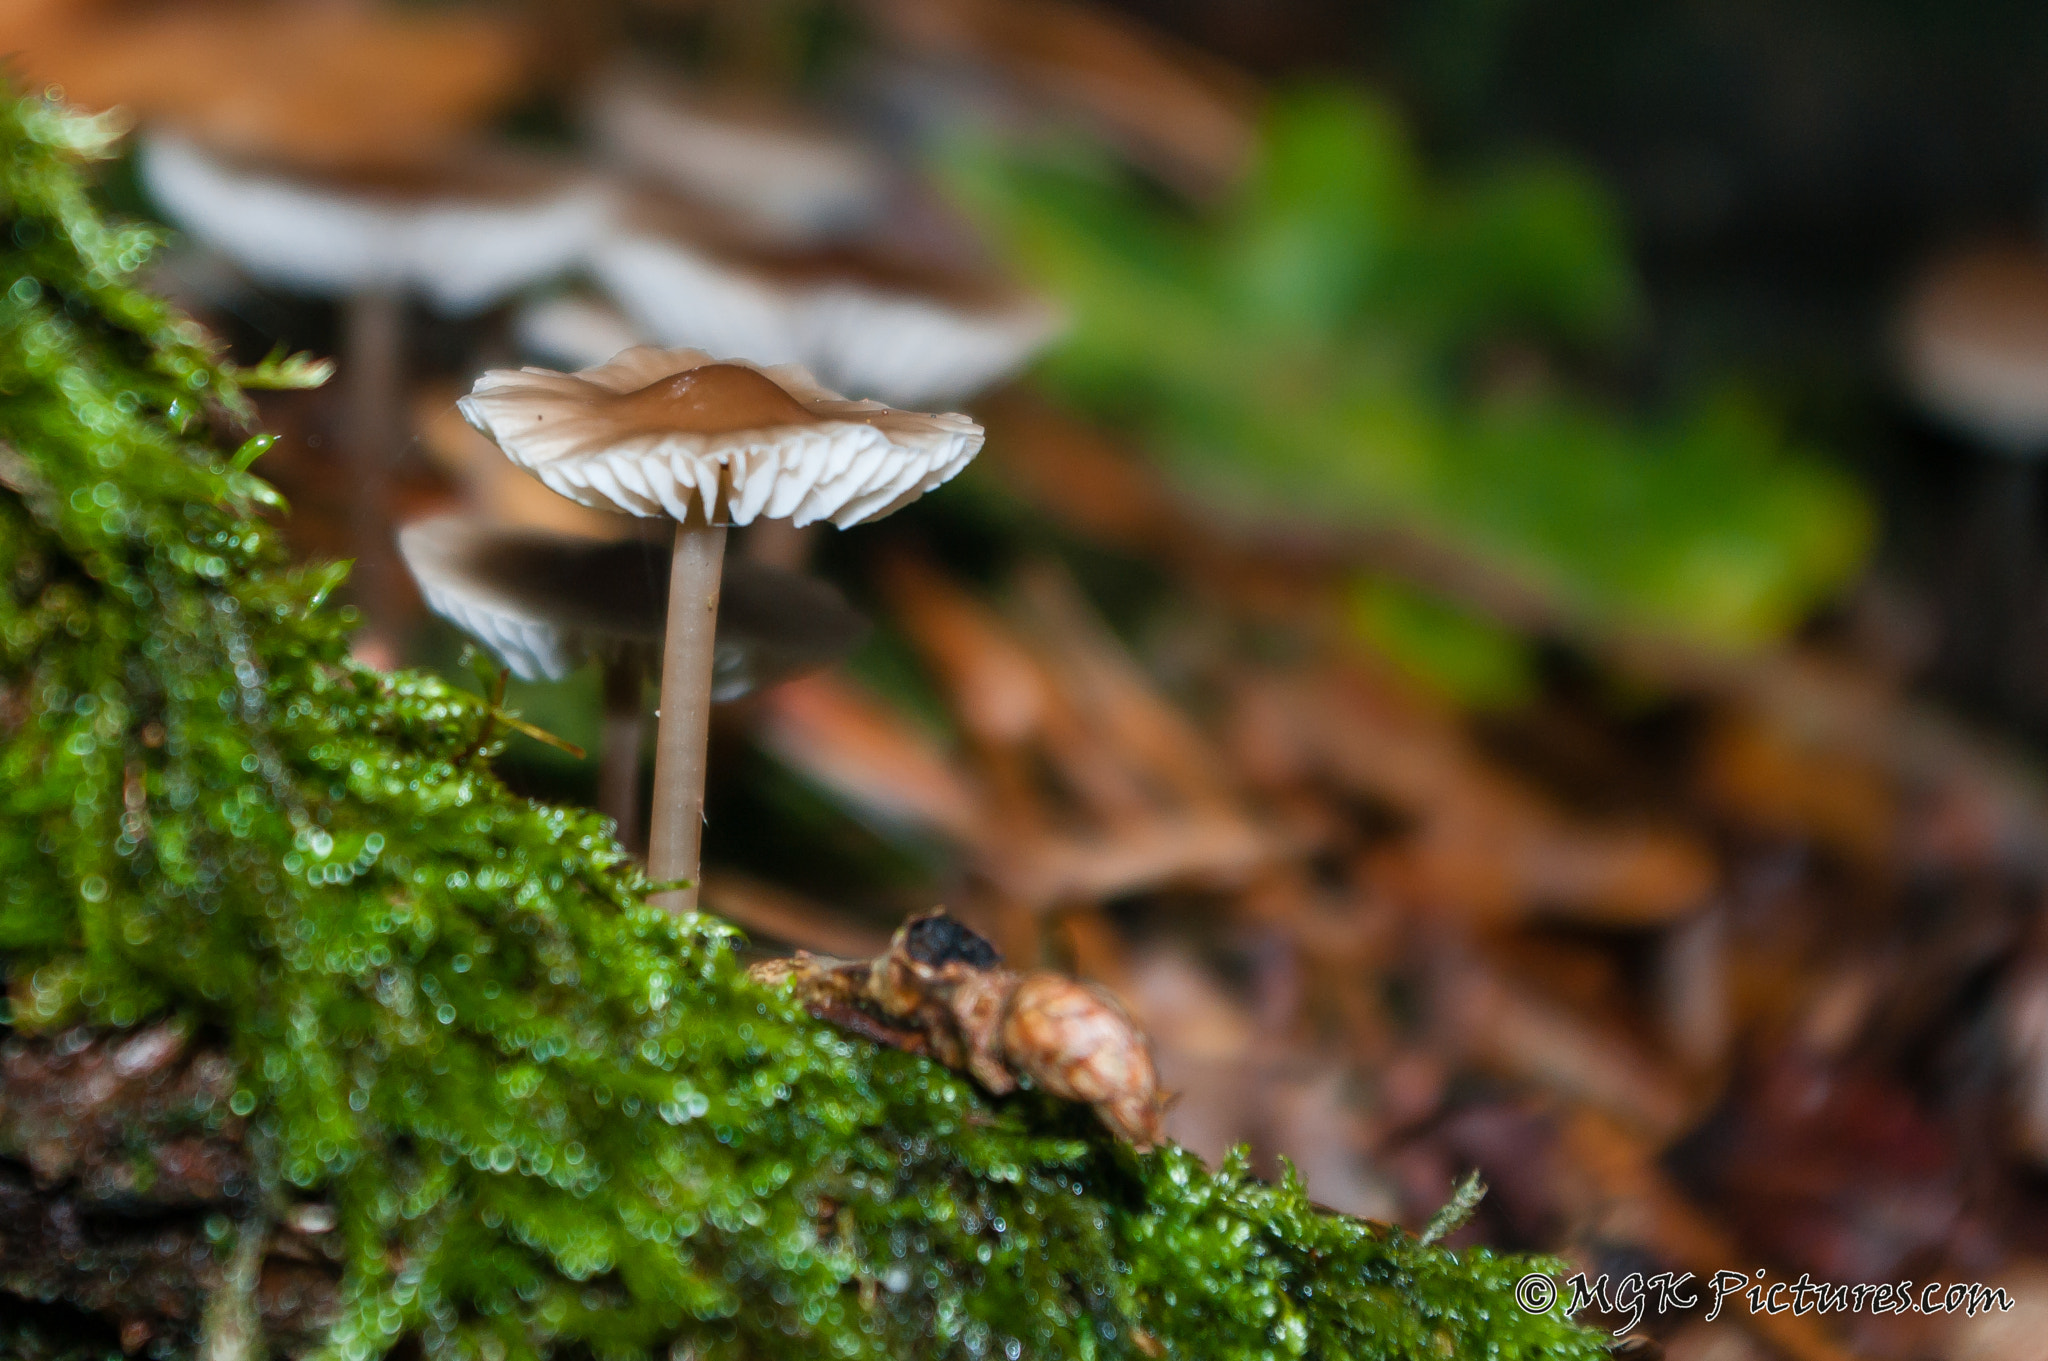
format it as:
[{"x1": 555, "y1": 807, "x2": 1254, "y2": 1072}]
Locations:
[
  {"x1": 343, "y1": 285, "x2": 403, "y2": 645},
  {"x1": 1976, "y1": 457, "x2": 2041, "y2": 709},
  {"x1": 648, "y1": 509, "x2": 728, "y2": 911},
  {"x1": 598, "y1": 648, "x2": 646, "y2": 853}
]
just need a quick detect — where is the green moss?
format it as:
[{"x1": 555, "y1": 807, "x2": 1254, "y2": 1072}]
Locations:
[
  {"x1": 1347, "y1": 575, "x2": 1537, "y2": 710},
  {"x1": 0, "y1": 90, "x2": 1608, "y2": 1360}
]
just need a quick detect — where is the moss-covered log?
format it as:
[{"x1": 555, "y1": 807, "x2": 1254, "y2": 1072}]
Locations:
[{"x1": 0, "y1": 89, "x2": 1607, "y2": 1360}]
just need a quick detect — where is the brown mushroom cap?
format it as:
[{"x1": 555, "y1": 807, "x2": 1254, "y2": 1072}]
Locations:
[
  {"x1": 11, "y1": 2, "x2": 531, "y2": 172},
  {"x1": 1902, "y1": 243, "x2": 2048, "y2": 454},
  {"x1": 457, "y1": 346, "x2": 985, "y2": 528}
]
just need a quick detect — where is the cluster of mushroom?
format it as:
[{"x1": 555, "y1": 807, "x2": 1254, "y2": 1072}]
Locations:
[
  {"x1": 118, "y1": 38, "x2": 1167, "y2": 1145},
  {"x1": 137, "y1": 69, "x2": 1054, "y2": 641},
  {"x1": 144, "y1": 118, "x2": 1054, "y2": 416},
  {"x1": 126, "y1": 54, "x2": 1051, "y2": 898},
  {"x1": 750, "y1": 911, "x2": 1166, "y2": 1150}
]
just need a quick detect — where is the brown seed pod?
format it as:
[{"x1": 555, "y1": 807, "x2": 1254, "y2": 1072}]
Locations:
[
  {"x1": 752, "y1": 910, "x2": 1164, "y2": 1149},
  {"x1": 1000, "y1": 972, "x2": 1164, "y2": 1151},
  {"x1": 948, "y1": 967, "x2": 1020, "y2": 1094}
]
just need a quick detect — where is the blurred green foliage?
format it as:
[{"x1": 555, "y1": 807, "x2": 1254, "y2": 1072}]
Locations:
[
  {"x1": 0, "y1": 89, "x2": 1606, "y2": 1360},
  {"x1": 1348, "y1": 575, "x2": 1536, "y2": 709},
  {"x1": 948, "y1": 86, "x2": 1872, "y2": 650}
]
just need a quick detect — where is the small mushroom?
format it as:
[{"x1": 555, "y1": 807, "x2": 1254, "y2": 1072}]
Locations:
[
  {"x1": 587, "y1": 188, "x2": 1062, "y2": 408},
  {"x1": 142, "y1": 137, "x2": 610, "y2": 316},
  {"x1": 413, "y1": 383, "x2": 630, "y2": 542},
  {"x1": 141, "y1": 134, "x2": 612, "y2": 645},
  {"x1": 397, "y1": 514, "x2": 868, "y2": 847},
  {"x1": 1903, "y1": 243, "x2": 2048, "y2": 456},
  {"x1": 585, "y1": 64, "x2": 887, "y2": 244},
  {"x1": 457, "y1": 345, "x2": 983, "y2": 909},
  {"x1": 1900, "y1": 243, "x2": 2048, "y2": 706}
]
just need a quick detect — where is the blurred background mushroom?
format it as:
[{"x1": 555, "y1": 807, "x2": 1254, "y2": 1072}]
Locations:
[
  {"x1": 140, "y1": 134, "x2": 611, "y2": 657},
  {"x1": 397, "y1": 514, "x2": 867, "y2": 847},
  {"x1": 586, "y1": 60, "x2": 889, "y2": 244},
  {"x1": 1, "y1": 1, "x2": 550, "y2": 657},
  {"x1": 23, "y1": 3, "x2": 2048, "y2": 1357},
  {"x1": 2, "y1": 0, "x2": 531, "y2": 170},
  {"x1": 1901, "y1": 243, "x2": 2048, "y2": 719},
  {"x1": 586, "y1": 186, "x2": 1062, "y2": 409}
]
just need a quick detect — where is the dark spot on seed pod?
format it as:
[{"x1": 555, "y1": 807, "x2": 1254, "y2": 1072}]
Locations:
[{"x1": 903, "y1": 912, "x2": 1000, "y2": 970}]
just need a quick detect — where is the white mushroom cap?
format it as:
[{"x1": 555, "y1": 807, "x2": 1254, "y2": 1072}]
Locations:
[
  {"x1": 592, "y1": 232, "x2": 793, "y2": 372},
  {"x1": 801, "y1": 277, "x2": 1063, "y2": 409},
  {"x1": 1902, "y1": 244, "x2": 2048, "y2": 456},
  {"x1": 513, "y1": 291, "x2": 653, "y2": 371},
  {"x1": 398, "y1": 515, "x2": 867, "y2": 694},
  {"x1": 456, "y1": 346, "x2": 985, "y2": 529},
  {"x1": 401, "y1": 517, "x2": 642, "y2": 681},
  {"x1": 587, "y1": 196, "x2": 1062, "y2": 406},
  {"x1": 586, "y1": 67, "x2": 886, "y2": 244},
  {"x1": 140, "y1": 133, "x2": 612, "y2": 314}
]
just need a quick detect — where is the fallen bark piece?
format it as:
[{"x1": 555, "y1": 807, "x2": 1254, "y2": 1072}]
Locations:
[
  {"x1": 1233, "y1": 667, "x2": 1715, "y2": 926},
  {"x1": 1431, "y1": 950, "x2": 1695, "y2": 1139},
  {"x1": 0, "y1": 1023, "x2": 244, "y2": 1209},
  {"x1": 0, "y1": 1028, "x2": 340, "y2": 1350},
  {"x1": 879, "y1": 554, "x2": 1285, "y2": 905},
  {"x1": 752, "y1": 910, "x2": 1166, "y2": 1148},
  {"x1": 755, "y1": 672, "x2": 990, "y2": 844}
]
